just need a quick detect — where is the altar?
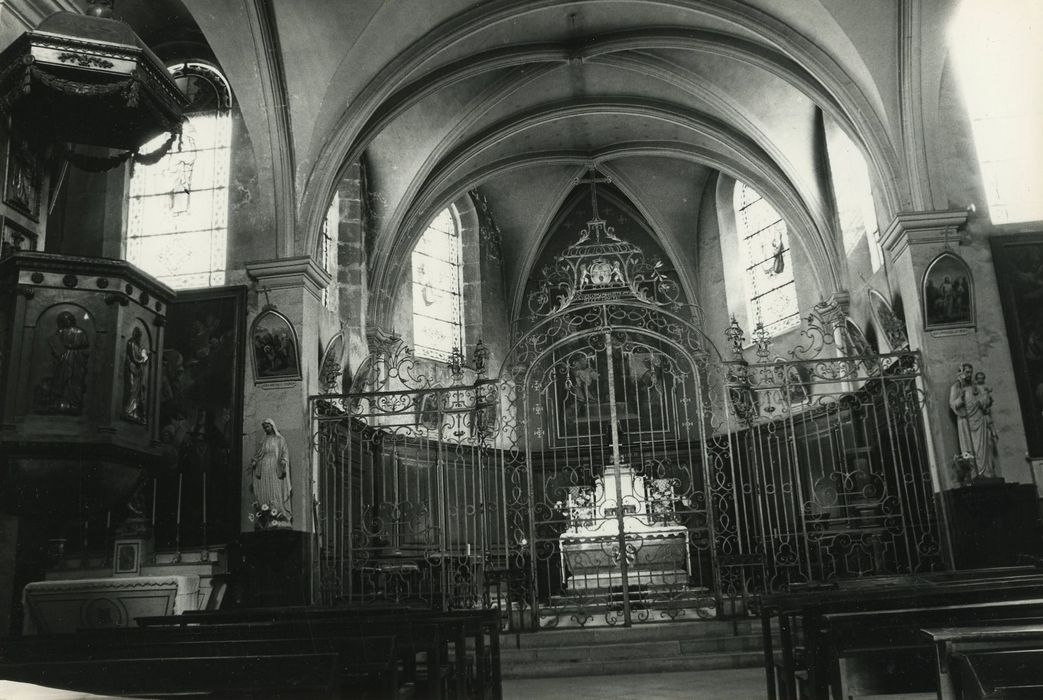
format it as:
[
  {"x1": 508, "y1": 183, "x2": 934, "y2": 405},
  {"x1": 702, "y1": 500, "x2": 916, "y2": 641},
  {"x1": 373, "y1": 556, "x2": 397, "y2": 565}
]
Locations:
[
  {"x1": 559, "y1": 458, "x2": 690, "y2": 591},
  {"x1": 22, "y1": 575, "x2": 200, "y2": 634}
]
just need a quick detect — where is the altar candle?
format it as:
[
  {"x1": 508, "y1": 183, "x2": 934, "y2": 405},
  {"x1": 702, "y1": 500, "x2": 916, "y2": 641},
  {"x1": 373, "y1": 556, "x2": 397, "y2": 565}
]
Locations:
[
  {"x1": 466, "y1": 543, "x2": 472, "y2": 556},
  {"x1": 176, "y1": 474, "x2": 183, "y2": 525},
  {"x1": 151, "y1": 478, "x2": 157, "y2": 525}
]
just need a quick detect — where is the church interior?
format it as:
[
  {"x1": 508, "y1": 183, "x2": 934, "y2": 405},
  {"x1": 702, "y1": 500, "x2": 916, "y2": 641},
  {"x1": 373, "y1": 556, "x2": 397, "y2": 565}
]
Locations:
[{"x1": 0, "y1": 0, "x2": 1041, "y2": 698}]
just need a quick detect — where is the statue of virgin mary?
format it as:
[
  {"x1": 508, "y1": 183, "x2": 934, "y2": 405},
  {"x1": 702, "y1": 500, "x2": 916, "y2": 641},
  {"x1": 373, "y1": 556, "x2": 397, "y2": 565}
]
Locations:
[{"x1": 247, "y1": 418, "x2": 292, "y2": 525}]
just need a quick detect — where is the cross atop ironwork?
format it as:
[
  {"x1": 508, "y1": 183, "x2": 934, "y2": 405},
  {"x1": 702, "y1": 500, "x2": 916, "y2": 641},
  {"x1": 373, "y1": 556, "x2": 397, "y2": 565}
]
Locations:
[{"x1": 572, "y1": 166, "x2": 620, "y2": 244}]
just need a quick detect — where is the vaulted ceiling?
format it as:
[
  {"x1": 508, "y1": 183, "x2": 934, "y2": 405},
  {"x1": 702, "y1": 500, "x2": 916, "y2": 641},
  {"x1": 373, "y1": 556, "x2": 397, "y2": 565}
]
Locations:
[{"x1": 107, "y1": 0, "x2": 955, "y2": 318}]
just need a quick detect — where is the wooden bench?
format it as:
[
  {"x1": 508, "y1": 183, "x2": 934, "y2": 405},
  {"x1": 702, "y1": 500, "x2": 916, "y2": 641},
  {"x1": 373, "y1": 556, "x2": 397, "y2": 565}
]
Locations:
[
  {"x1": 949, "y1": 649, "x2": 1043, "y2": 699},
  {"x1": 1, "y1": 625, "x2": 400, "y2": 698},
  {"x1": 135, "y1": 606, "x2": 501, "y2": 700},
  {"x1": 0, "y1": 652, "x2": 342, "y2": 698},
  {"x1": 923, "y1": 623, "x2": 1043, "y2": 700},
  {"x1": 760, "y1": 569, "x2": 1043, "y2": 700},
  {"x1": 814, "y1": 599, "x2": 1043, "y2": 699}
]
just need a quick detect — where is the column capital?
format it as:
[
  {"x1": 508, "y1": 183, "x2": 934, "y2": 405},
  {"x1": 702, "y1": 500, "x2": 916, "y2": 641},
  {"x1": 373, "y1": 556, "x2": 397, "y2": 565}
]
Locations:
[
  {"x1": 245, "y1": 256, "x2": 331, "y2": 301},
  {"x1": 881, "y1": 209, "x2": 970, "y2": 258}
]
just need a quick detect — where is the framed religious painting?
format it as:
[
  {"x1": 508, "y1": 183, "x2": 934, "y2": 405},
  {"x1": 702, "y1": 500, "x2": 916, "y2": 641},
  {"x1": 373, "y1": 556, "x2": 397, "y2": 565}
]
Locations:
[
  {"x1": 2, "y1": 120, "x2": 42, "y2": 221},
  {"x1": 250, "y1": 308, "x2": 302, "y2": 383},
  {"x1": 0, "y1": 216, "x2": 38, "y2": 258},
  {"x1": 991, "y1": 234, "x2": 1043, "y2": 455},
  {"x1": 113, "y1": 540, "x2": 141, "y2": 576},
  {"x1": 155, "y1": 286, "x2": 247, "y2": 549},
  {"x1": 922, "y1": 251, "x2": 975, "y2": 331}
]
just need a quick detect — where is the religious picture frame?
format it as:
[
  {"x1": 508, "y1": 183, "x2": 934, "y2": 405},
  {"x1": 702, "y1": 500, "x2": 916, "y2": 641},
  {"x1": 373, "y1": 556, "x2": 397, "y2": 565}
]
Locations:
[
  {"x1": 250, "y1": 308, "x2": 302, "y2": 383},
  {"x1": 158, "y1": 286, "x2": 246, "y2": 549},
  {"x1": 113, "y1": 541, "x2": 141, "y2": 575},
  {"x1": 0, "y1": 216, "x2": 38, "y2": 258},
  {"x1": 990, "y1": 233, "x2": 1043, "y2": 456},
  {"x1": 2, "y1": 120, "x2": 42, "y2": 221},
  {"x1": 922, "y1": 251, "x2": 975, "y2": 331}
]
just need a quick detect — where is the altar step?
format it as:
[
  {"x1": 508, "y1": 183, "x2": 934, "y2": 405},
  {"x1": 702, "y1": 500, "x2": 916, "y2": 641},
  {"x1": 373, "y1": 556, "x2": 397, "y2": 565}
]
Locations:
[{"x1": 500, "y1": 619, "x2": 769, "y2": 678}]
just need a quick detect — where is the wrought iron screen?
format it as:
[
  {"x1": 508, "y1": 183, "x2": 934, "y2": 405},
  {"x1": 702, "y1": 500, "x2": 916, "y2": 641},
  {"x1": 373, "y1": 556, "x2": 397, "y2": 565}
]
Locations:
[{"x1": 311, "y1": 224, "x2": 941, "y2": 627}]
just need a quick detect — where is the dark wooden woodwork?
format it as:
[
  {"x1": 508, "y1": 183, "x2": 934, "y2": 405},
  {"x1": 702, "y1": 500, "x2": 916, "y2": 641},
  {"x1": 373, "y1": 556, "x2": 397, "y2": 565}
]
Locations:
[{"x1": 941, "y1": 483, "x2": 1041, "y2": 569}]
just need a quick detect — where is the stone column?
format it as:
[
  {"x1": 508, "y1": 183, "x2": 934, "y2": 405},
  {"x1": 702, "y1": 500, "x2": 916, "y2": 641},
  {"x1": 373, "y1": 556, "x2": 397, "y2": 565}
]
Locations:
[
  {"x1": 881, "y1": 209, "x2": 1030, "y2": 490},
  {"x1": 243, "y1": 257, "x2": 331, "y2": 535}
]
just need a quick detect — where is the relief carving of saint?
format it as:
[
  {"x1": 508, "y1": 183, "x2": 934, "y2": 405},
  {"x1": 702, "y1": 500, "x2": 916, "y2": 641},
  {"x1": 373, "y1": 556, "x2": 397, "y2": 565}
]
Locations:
[
  {"x1": 121, "y1": 327, "x2": 150, "y2": 424},
  {"x1": 38, "y1": 311, "x2": 90, "y2": 414}
]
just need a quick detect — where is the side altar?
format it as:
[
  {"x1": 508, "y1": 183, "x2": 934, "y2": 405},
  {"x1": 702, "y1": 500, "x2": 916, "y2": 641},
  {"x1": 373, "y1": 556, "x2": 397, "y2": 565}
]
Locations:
[{"x1": 559, "y1": 459, "x2": 690, "y2": 591}]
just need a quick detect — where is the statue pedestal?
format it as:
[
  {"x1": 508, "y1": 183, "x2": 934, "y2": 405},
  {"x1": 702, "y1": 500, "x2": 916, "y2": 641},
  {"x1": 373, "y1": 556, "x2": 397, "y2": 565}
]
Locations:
[
  {"x1": 940, "y1": 482, "x2": 1041, "y2": 569},
  {"x1": 233, "y1": 530, "x2": 314, "y2": 607}
]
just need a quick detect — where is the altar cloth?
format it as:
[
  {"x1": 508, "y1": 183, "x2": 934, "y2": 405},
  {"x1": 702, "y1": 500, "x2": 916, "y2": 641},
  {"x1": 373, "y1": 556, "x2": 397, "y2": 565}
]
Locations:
[{"x1": 22, "y1": 575, "x2": 200, "y2": 634}]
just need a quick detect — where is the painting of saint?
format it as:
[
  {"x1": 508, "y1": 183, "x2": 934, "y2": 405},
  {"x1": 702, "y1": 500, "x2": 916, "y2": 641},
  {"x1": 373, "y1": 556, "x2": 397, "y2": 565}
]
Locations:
[
  {"x1": 155, "y1": 287, "x2": 245, "y2": 548},
  {"x1": 250, "y1": 309, "x2": 301, "y2": 382},
  {"x1": 922, "y1": 252, "x2": 974, "y2": 330}
]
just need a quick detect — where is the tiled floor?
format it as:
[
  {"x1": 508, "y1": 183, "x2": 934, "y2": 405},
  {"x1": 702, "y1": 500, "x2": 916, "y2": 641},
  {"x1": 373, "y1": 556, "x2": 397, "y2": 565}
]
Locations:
[{"x1": 503, "y1": 667, "x2": 767, "y2": 700}]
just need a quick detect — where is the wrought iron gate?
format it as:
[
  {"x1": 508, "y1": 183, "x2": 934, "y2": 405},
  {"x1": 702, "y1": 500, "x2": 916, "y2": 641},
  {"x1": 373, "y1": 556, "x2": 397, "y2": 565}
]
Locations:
[{"x1": 311, "y1": 234, "x2": 942, "y2": 627}]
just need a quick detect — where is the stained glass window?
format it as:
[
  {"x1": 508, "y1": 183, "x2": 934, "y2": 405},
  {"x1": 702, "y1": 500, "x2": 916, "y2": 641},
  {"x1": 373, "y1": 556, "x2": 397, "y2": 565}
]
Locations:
[
  {"x1": 734, "y1": 183, "x2": 800, "y2": 336},
  {"x1": 949, "y1": 0, "x2": 1043, "y2": 224},
  {"x1": 126, "y1": 63, "x2": 232, "y2": 289},
  {"x1": 412, "y1": 207, "x2": 463, "y2": 360},
  {"x1": 320, "y1": 192, "x2": 339, "y2": 308}
]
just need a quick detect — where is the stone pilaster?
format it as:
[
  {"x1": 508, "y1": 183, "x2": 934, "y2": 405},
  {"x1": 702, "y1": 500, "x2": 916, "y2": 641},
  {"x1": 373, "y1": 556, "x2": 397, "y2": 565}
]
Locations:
[
  {"x1": 882, "y1": 209, "x2": 1030, "y2": 490},
  {"x1": 243, "y1": 257, "x2": 331, "y2": 535}
]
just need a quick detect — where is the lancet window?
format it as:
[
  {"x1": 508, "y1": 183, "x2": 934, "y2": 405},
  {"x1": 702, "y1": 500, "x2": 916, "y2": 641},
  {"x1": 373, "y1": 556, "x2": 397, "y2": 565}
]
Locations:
[
  {"x1": 733, "y1": 182, "x2": 800, "y2": 335},
  {"x1": 126, "y1": 62, "x2": 232, "y2": 289},
  {"x1": 412, "y1": 206, "x2": 464, "y2": 360}
]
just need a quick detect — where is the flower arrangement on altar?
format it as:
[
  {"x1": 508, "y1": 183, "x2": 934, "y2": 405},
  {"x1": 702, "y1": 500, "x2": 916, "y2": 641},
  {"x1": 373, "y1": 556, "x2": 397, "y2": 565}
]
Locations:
[
  {"x1": 952, "y1": 451, "x2": 977, "y2": 487},
  {"x1": 555, "y1": 489, "x2": 596, "y2": 531},
  {"x1": 249, "y1": 501, "x2": 290, "y2": 530}
]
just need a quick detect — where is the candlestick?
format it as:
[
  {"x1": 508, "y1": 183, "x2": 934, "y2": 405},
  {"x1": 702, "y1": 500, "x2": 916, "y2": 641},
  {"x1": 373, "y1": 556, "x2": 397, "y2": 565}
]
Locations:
[
  {"x1": 176, "y1": 473, "x2": 183, "y2": 525},
  {"x1": 151, "y1": 478, "x2": 157, "y2": 525}
]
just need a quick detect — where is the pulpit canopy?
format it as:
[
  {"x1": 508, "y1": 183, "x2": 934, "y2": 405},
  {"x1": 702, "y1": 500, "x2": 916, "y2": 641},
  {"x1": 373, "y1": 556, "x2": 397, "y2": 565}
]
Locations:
[{"x1": 0, "y1": 9, "x2": 186, "y2": 150}]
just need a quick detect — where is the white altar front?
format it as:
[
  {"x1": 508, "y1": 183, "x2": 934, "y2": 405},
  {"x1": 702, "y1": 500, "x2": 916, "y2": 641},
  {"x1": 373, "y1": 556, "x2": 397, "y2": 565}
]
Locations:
[
  {"x1": 22, "y1": 575, "x2": 200, "y2": 634},
  {"x1": 559, "y1": 459, "x2": 690, "y2": 590}
]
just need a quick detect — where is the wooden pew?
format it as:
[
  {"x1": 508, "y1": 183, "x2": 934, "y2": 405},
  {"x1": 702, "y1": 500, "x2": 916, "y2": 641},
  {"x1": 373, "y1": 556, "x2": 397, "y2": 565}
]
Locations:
[
  {"x1": 0, "y1": 652, "x2": 343, "y2": 698},
  {"x1": 1, "y1": 626, "x2": 399, "y2": 698},
  {"x1": 949, "y1": 649, "x2": 1043, "y2": 699},
  {"x1": 813, "y1": 599, "x2": 1043, "y2": 699},
  {"x1": 136, "y1": 607, "x2": 502, "y2": 700},
  {"x1": 922, "y1": 623, "x2": 1043, "y2": 700},
  {"x1": 761, "y1": 569, "x2": 1043, "y2": 700}
]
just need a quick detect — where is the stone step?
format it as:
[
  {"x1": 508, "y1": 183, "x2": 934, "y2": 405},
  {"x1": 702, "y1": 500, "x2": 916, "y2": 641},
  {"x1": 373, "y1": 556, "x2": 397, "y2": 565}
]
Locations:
[
  {"x1": 500, "y1": 633, "x2": 766, "y2": 662},
  {"x1": 501, "y1": 649, "x2": 766, "y2": 678},
  {"x1": 504, "y1": 620, "x2": 762, "y2": 648}
]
